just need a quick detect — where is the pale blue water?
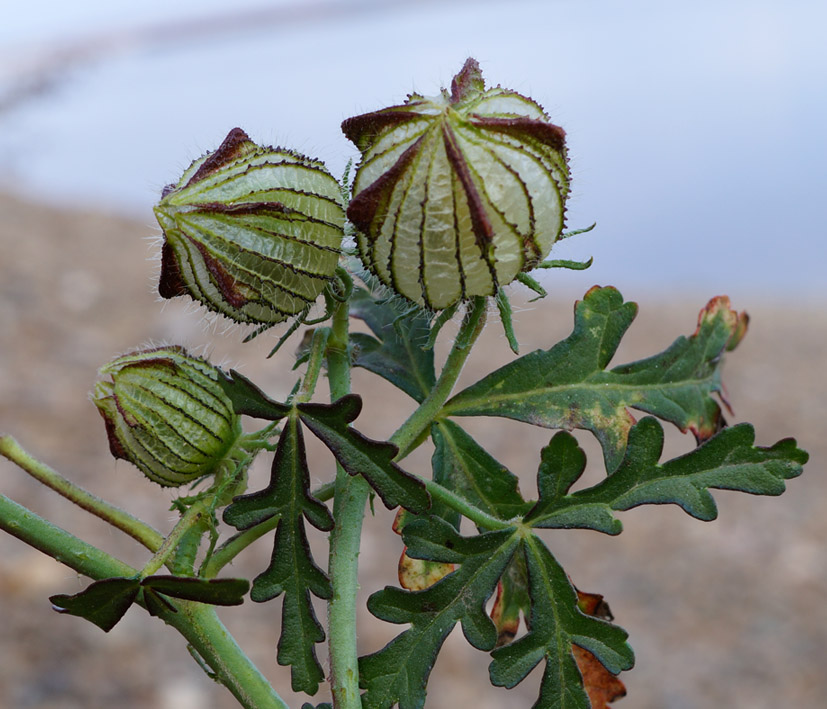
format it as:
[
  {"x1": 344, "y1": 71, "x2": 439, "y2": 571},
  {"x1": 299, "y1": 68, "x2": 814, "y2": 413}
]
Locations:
[{"x1": 2, "y1": 0, "x2": 825, "y2": 299}]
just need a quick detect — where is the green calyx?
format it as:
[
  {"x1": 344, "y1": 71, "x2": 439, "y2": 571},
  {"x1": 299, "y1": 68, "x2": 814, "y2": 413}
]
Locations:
[
  {"x1": 154, "y1": 127, "x2": 345, "y2": 326},
  {"x1": 92, "y1": 346, "x2": 243, "y2": 487},
  {"x1": 343, "y1": 57, "x2": 570, "y2": 310}
]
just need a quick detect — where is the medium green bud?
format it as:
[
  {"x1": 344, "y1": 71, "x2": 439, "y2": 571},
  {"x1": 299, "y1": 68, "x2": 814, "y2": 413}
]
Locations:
[
  {"x1": 154, "y1": 128, "x2": 345, "y2": 325},
  {"x1": 92, "y1": 346, "x2": 241, "y2": 487},
  {"x1": 343, "y1": 58, "x2": 570, "y2": 310}
]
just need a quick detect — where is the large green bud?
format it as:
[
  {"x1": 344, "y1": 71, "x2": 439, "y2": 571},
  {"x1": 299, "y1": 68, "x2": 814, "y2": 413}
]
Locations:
[
  {"x1": 154, "y1": 128, "x2": 345, "y2": 325},
  {"x1": 343, "y1": 58, "x2": 570, "y2": 310},
  {"x1": 92, "y1": 346, "x2": 241, "y2": 487}
]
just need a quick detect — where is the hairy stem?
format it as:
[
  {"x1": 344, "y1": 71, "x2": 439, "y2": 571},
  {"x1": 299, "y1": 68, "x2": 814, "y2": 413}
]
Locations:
[
  {"x1": 390, "y1": 297, "x2": 487, "y2": 458},
  {"x1": 0, "y1": 494, "x2": 287, "y2": 709},
  {"x1": 0, "y1": 435, "x2": 164, "y2": 551},
  {"x1": 203, "y1": 514, "x2": 279, "y2": 578},
  {"x1": 423, "y1": 479, "x2": 515, "y2": 531},
  {"x1": 326, "y1": 295, "x2": 367, "y2": 709}
]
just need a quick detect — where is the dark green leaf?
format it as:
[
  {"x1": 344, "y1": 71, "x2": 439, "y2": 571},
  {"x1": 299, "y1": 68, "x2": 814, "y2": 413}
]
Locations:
[
  {"x1": 349, "y1": 287, "x2": 435, "y2": 402},
  {"x1": 217, "y1": 369, "x2": 290, "y2": 421},
  {"x1": 360, "y1": 517, "x2": 520, "y2": 709},
  {"x1": 223, "y1": 413, "x2": 332, "y2": 695},
  {"x1": 490, "y1": 550, "x2": 531, "y2": 647},
  {"x1": 50, "y1": 578, "x2": 140, "y2": 632},
  {"x1": 526, "y1": 418, "x2": 807, "y2": 532},
  {"x1": 489, "y1": 536, "x2": 634, "y2": 708},
  {"x1": 298, "y1": 395, "x2": 429, "y2": 513},
  {"x1": 524, "y1": 431, "x2": 622, "y2": 534},
  {"x1": 141, "y1": 575, "x2": 249, "y2": 605},
  {"x1": 431, "y1": 420, "x2": 528, "y2": 525},
  {"x1": 445, "y1": 286, "x2": 748, "y2": 472}
]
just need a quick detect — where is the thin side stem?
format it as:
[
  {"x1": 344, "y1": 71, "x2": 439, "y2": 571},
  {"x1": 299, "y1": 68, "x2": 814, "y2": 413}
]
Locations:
[
  {"x1": 390, "y1": 297, "x2": 487, "y2": 458},
  {"x1": 0, "y1": 494, "x2": 287, "y2": 709},
  {"x1": 140, "y1": 497, "x2": 209, "y2": 578},
  {"x1": 326, "y1": 295, "x2": 368, "y2": 709},
  {"x1": 203, "y1": 513, "x2": 279, "y2": 578},
  {"x1": 0, "y1": 435, "x2": 164, "y2": 551},
  {"x1": 423, "y1": 479, "x2": 514, "y2": 531}
]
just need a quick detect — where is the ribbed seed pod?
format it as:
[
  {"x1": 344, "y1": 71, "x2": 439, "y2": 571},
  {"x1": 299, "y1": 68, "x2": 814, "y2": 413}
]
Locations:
[
  {"x1": 92, "y1": 346, "x2": 241, "y2": 487},
  {"x1": 155, "y1": 128, "x2": 345, "y2": 325},
  {"x1": 343, "y1": 58, "x2": 570, "y2": 310}
]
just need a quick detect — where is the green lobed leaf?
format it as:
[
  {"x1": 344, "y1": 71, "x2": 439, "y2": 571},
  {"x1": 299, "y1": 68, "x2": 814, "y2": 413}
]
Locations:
[
  {"x1": 525, "y1": 418, "x2": 807, "y2": 532},
  {"x1": 217, "y1": 369, "x2": 291, "y2": 422},
  {"x1": 223, "y1": 413, "x2": 333, "y2": 695},
  {"x1": 359, "y1": 517, "x2": 520, "y2": 709},
  {"x1": 445, "y1": 286, "x2": 749, "y2": 472},
  {"x1": 349, "y1": 286, "x2": 436, "y2": 402},
  {"x1": 431, "y1": 419, "x2": 528, "y2": 525},
  {"x1": 297, "y1": 395, "x2": 430, "y2": 513},
  {"x1": 50, "y1": 578, "x2": 140, "y2": 632},
  {"x1": 489, "y1": 536, "x2": 634, "y2": 708},
  {"x1": 140, "y1": 575, "x2": 249, "y2": 605}
]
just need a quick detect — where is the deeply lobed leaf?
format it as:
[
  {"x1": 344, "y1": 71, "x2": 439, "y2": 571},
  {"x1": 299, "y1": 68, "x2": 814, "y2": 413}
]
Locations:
[
  {"x1": 489, "y1": 537, "x2": 634, "y2": 709},
  {"x1": 525, "y1": 418, "x2": 807, "y2": 532},
  {"x1": 349, "y1": 286, "x2": 436, "y2": 403},
  {"x1": 360, "y1": 517, "x2": 520, "y2": 709},
  {"x1": 445, "y1": 286, "x2": 749, "y2": 472},
  {"x1": 223, "y1": 414, "x2": 332, "y2": 694}
]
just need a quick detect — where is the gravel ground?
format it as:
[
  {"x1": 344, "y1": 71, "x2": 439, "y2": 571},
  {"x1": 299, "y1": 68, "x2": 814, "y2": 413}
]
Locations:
[{"x1": 1, "y1": 191, "x2": 824, "y2": 708}]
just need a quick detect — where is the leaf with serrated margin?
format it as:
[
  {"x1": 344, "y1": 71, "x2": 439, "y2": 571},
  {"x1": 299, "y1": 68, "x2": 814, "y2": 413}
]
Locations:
[
  {"x1": 359, "y1": 517, "x2": 520, "y2": 709},
  {"x1": 489, "y1": 536, "x2": 634, "y2": 708},
  {"x1": 223, "y1": 413, "x2": 332, "y2": 695},
  {"x1": 445, "y1": 286, "x2": 748, "y2": 473},
  {"x1": 217, "y1": 368, "x2": 290, "y2": 421},
  {"x1": 431, "y1": 419, "x2": 528, "y2": 524},
  {"x1": 297, "y1": 395, "x2": 429, "y2": 513},
  {"x1": 349, "y1": 287, "x2": 436, "y2": 402},
  {"x1": 525, "y1": 418, "x2": 807, "y2": 532}
]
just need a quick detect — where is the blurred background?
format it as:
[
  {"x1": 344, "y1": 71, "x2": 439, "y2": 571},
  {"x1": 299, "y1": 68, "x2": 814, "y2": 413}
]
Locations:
[{"x1": 1, "y1": 1, "x2": 825, "y2": 707}]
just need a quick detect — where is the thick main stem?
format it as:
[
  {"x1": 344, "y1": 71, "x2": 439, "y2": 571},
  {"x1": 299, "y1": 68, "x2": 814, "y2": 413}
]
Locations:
[{"x1": 326, "y1": 296, "x2": 368, "y2": 709}]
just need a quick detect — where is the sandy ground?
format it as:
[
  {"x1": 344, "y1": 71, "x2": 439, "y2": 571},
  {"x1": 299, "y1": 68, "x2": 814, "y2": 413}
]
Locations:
[{"x1": 1, "y1": 191, "x2": 825, "y2": 708}]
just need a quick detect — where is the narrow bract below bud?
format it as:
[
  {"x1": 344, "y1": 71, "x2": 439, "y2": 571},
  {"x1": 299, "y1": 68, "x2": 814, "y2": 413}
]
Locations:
[
  {"x1": 155, "y1": 128, "x2": 345, "y2": 325},
  {"x1": 343, "y1": 58, "x2": 570, "y2": 310},
  {"x1": 92, "y1": 346, "x2": 241, "y2": 487}
]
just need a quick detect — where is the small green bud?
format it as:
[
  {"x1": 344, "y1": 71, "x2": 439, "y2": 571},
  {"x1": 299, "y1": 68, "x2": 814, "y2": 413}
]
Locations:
[
  {"x1": 154, "y1": 128, "x2": 345, "y2": 325},
  {"x1": 343, "y1": 58, "x2": 570, "y2": 310},
  {"x1": 92, "y1": 346, "x2": 241, "y2": 487}
]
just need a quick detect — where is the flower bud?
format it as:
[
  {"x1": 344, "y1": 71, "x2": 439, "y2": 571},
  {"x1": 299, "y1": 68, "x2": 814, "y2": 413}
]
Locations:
[
  {"x1": 154, "y1": 128, "x2": 345, "y2": 325},
  {"x1": 343, "y1": 58, "x2": 570, "y2": 310},
  {"x1": 92, "y1": 346, "x2": 241, "y2": 487}
]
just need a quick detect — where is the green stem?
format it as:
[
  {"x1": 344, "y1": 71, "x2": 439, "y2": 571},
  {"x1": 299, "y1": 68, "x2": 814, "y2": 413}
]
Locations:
[
  {"x1": 423, "y1": 479, "x2": 514, "y2": 531},
  {"x1": 390, "y1": 297, "x2": 487, "y2": 458},
  {"x1": 0, "y1": 493, "x2": 287, "y2": 709},
  {"x1": 0, "y1": 435, "x2": 164, "y2": 551},
  {"x1": 296, "y1": 327, "x2": 331, "y2": 403},
  {"x1": 326, "y1": 295, "x2": 368, "y2": 709},
  {"x1": 140, "y1": 497, "x2": 209, "y2": 578},
  {"x1": 202, "y1": 514, "x2": 279, "y2": 578}
]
